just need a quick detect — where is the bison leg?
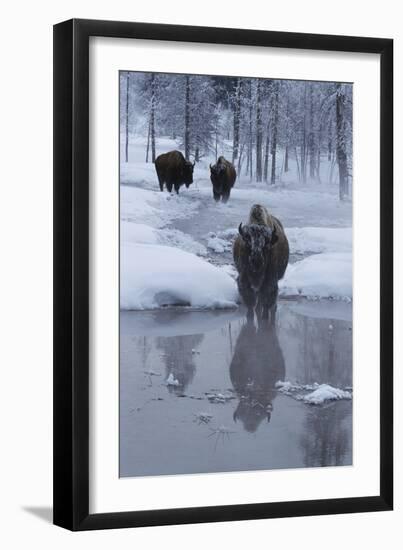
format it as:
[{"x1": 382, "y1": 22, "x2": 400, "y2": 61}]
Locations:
[
  {"x1": 166, "y1": 182, "x2": 173, "y2": 193},
  {"x1": 213, "y1": 191, "x2": 221, "y2": 202},
  {"x1": 222, "y1": 191, "x2": 230, "y2": 203},
  {"x1": 174, "y1": 183, "x2": 180, "y2": 194},
  {"x1": 157, "y1": 176, "x2": 164, "y2": 192},
  {"x1": 237, "y1": 274, "x2": 256, "y2": 321},
  {"x1": 259, "y1": 285, "x2": 278, "y2": 323}
]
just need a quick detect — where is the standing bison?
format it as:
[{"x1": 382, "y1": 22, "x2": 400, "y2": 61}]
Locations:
[
  {"x1": 155, "y1": 150, "x2": 195, "y2": 194},
  {"x1": 209, "y1": 156, "x2": 236, "y2": 203},
  {"x1": 233, "y1": 204, "x2": 289, "y2": 322}
]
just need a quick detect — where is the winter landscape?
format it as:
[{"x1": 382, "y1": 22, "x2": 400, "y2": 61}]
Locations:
[{"x1": 119, "y1": 71, "x2": 353, "y2": 477}]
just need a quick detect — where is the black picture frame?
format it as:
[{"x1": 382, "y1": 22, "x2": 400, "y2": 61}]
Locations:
[{"x1": 53, "y1": 18, "x2": 393, "y2": 531}]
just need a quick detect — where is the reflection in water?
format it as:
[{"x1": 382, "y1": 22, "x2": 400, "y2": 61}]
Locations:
[
  {"x1": 121, "y1": 304, "x2": 352, "y2": 477},
  {"x1": 300, "y1": 404, "x2": 351, "y2": 467},
  {"x1": 282, "y1": 313, "x2": 352, "y2": 388},
  {"x1": 157, "y1": 333, "x2": 204, "y2": 394},
  {"x1": 229, "y1": 319, "x2": 285, "y2": 432}
]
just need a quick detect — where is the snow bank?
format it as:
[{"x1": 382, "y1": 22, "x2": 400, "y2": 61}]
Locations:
[
  {"x1": 121, "y1": 185, "x2": 200, "y2": 229},
  {"x1": 280, "y1": 252, "x2": 352, "y2": 300},
  {"x1": 121, "y1": 220, "x2": 206, "y2": 256},
  {"x1": 286, "y1": 227, "x2": 352, "y2": 254},
  {"x1": 275, "y1": 381, "x2": 352, "y2": 405},
  {"x1": 121, "y1": 242, "x2": 238, "y2": 310},
  {"x1": 120, "y1": 162, "x2": 157, "y2": 188},
  {"x1": 121, "y1": 221, "x2": 158, "y2": 244},
  {"x1": 302, "y1": 384, "x2": 352, "y2": 405}
]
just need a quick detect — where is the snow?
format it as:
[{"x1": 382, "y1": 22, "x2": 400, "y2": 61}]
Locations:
[
  {"x1": 207, "y1": 235, "x2": 232, "y2": 253},
  {"x1": 280, "y1": 252, "x2": 352, "y2": 300},
  {"x1": 166, "y1": 373, "x2": 180, "y2": 386},
  {"x1": 302, "y1": 384, "x2": 352, "y2": 405},
  {"x1": 275, "y1": 380, "x2": 352, "y2": 405},
  {"x1": 286, "y1": 227, "x2": 352, "y2": 254},
  {"x1": 121, "y1": 221, "x2": 158, "y2": 244},
  {"x1": 121, "y1": 184, "x2": 200, "y2": 229},
  {"x1": 121, "y1": 242, "x2": 238, "y2": 310},
  {"x1": 120, "y1": 137, "x2": 352, "y2": 308}
]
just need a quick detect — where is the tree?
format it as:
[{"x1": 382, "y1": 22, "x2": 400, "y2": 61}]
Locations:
[
  {"x1": 255, "y1": 80, "x2": 263, "y2": 182},
  {"x1": 336, "y1": 83, "x2": 349, "y2": 200},
  {"x1": 184, "y1": 75, "x2": 191, "y2": 160},
  {"x1": 263, "y1": 80, "x2": 272, "y2": 182},
  {"x1": 125, "y1": 72, "x2": 130, "y2": 163},
  {"x1": 270, "y1": 81, "x2": 279, "y2": 185},
  {"x1": 150, "y1": 73, "x2": 157, "y2": 162},
  {"x1": 232, "y1": 78, "x2": 241, "y2": 163}
]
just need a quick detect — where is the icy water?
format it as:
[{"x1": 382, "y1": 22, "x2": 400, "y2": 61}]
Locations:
[{"x1": 120, "y1": 301, "x2": 352, "y2": 477}]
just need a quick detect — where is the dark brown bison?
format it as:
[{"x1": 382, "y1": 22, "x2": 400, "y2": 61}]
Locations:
[
  {"x1": 230, "y1": 319, "x2": 285, "y2": 432},
  {"x1": 209, "y1": 156, "x2": 236, "y2": 203},
  {"x1": 155, "y1": 150, "x2": 195, "y2": 194},
  {"x1": 233, "y1": 204, "x2": 289, "y2": 322}
]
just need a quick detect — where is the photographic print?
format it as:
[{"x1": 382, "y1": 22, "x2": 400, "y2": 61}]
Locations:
[{"x1": 119, "y1": 71, "x2": 353, "y2": 478}]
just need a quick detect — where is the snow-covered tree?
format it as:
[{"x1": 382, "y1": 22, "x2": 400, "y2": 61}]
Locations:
[{"x1": 121, "y1": 71, "x2": 353, "y2": 199}]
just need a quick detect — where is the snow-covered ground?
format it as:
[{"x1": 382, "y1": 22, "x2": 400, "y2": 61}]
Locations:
[
  {"x1": 121, "y1": 242, "x2": 238, "y2": 310},
  {"x1": 120, "y1": 136, "x2": 352, "y2": 309}
]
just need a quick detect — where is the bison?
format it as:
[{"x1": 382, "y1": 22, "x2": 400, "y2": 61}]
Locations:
[
  {"x1": 209, "y1": 156, "x2": 236, "y2": 203},
  {"x1": 155, "y1": 150, "x2": 195, "y2": 194},
  {"x1": 233, "y1": 204, "x2": 289, "y2": 322}
]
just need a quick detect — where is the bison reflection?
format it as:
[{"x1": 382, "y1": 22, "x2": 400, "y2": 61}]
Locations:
[
  {"x1": 230, "y1": 319, "x2": 285, "y2": 432},
  {"x1": 156, "y1": 333, "x2": 204, "y2": 395}
]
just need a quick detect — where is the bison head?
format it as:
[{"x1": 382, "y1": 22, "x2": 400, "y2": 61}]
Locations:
[
  {"x1": 183, "y1": 160, "x2": 195, "y2": 188},
  {"x1": 238, "y1": 223, "x2": 278, "y2": 275},
  {"x1": 210, "y1": 160, "x2": 226, "y2": 177}
]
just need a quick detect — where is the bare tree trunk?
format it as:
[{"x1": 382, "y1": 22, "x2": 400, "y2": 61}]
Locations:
[
  {"x1": 295, "y1": 146, "x2": 301, "y2": 181},
  {"x1": 256, "y1": 80, "x2": 263, "y2": 182},
  {"x1": 263, "y1": 125, "x2": 270, "y2": 182},
  {"x1": 238, "y1": 142, "x2": 245, "y2": 175},
  {"x1": 248, "y1": 80, "x2": 253, "y2": 180},
  {"x1": 336, "y1": 83, "x2": 349, "y2": 200},
  {"x1": 150, "y1": 73, "x2": 156, "y2": 162},
  {"x1": 184, "y1": 76, "x2": 191, "y2": 160},
  {"x1": 284, "y1": 90, "x2": 290, "y2": 172},
  {"x1": 301, "y1": 84, "x2": 308, "y2": 184},
  {"x1": 145, "y1": 118, "x2": 151, "y2": 163},
  {"x1": 309, "y1": 83, "x2": 316, "y2": 180},
  {"x1": 327, "y1": 119, "x2": 332, "y2": 161},
  {"x1": 125, "y1": 72, "x2": 129, "y2": 163},
  {"x1": 270, "y1": 82, "x2": 279, "y2": 185},
  {"x1": 232, "y1": 78, "x2": 241, "y2": 163}
]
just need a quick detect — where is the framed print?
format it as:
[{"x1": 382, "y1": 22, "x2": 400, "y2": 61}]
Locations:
[{"x1": 53, "y1": 19, "x2": 393, "y2": 530}]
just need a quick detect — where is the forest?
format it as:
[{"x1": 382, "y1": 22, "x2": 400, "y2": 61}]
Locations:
[{"x1": 120, "y1": 71, "x2": 353, "y2": 200}]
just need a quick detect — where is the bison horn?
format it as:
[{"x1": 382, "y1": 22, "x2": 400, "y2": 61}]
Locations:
[
  {"x1": 193, "y1": 161, "x2": 196, "y2": 167},
  {"x1": 238, "y1": 223, "x2": 245, "y2": 238},
  {"x1": 209, "y1": 163, "x2": 212, "y2": 170}
]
